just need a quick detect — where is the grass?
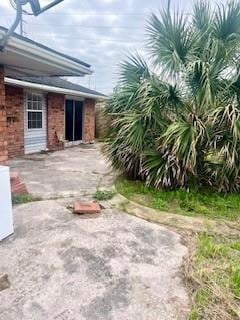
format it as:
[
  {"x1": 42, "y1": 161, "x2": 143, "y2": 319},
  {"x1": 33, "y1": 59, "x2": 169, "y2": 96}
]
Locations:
[
  {"x1": 188, "y1": 234, "x2": 240, "y2": 319},
  {"x1": 115, "y1": 176, "x2": 240, "y2": 319},
  {"x1": 93, "y1": 190, "x2": 116, "y2": 201},
  {"x1": 115, "y1": 176, "x2": 240, "y2": 221},
  {"x1": 12, "y1": 194, "x2": 42, "y2": 205}
]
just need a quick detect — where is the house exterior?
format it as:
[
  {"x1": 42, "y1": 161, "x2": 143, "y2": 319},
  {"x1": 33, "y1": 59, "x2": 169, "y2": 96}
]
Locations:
[{"x1": 0, "y1": 26, "x2": 105, "y2": 165}]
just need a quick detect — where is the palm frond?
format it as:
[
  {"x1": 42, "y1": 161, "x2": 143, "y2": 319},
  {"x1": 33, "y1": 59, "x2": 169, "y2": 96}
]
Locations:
[
  {"x1": 106, "y1": 82, "x2": 142, "y2": 114},
  {"x1": 186, "y1": 38, "x2": 228, "y2": 107},
  {"x1": 193, "y1": 0, "x2": 212, "y2": 35},
  {"x1": 119, "y1": 54, "x2": 151, "y2": 85},
  {"x1": 159, "y1": 117, "x2": 206, "y2": 174},
  {"x1": 147, "y1": 6, "x2": 197, "y2": 75},
  {"x1": 213, "y1": 0, "x2": 240, "y2": 44},
  {"x1": 137, "y1": 76, "x2": 184, "y2": 120},
  {"x1": 142, "y1": 150, "x2": 185, "y2": 188}
]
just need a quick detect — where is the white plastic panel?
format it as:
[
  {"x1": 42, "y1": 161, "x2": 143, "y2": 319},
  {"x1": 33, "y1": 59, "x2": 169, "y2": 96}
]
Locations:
[
  {"x1": 24, "y1": 90, "x2": 47, "y2": 154},
  {"x1": 0, "y1": 166, "x2": 13, "y2": 241}
]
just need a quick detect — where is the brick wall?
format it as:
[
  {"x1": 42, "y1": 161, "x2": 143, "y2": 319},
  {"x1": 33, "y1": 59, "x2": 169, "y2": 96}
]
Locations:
[
  {"x1": 0, "y1": 86, "x2": 96, "y2": 162},
  {"x1": 47, "y1": 92, "x2": 65, "y2": 150},
  {"x1": 0, "y1": 67, "x2": 8, "y2": 165},
  {"x1": 95, "y1": 102, "x2": 110, "y2": 139},
  {"x1": 84, "y1": 98, "x2": 95, "y2": 142},
  {"x1": 5, "y1": 85, "x2": 24, "y2": 158}
]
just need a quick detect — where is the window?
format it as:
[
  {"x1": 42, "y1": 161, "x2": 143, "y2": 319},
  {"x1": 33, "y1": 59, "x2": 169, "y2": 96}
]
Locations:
[
  {"x1": 28, "y1": 112, "x2": 42, "y2": 129},
  {"x1": 26, "y1": 92, "x2": 43, "y2": 129}
]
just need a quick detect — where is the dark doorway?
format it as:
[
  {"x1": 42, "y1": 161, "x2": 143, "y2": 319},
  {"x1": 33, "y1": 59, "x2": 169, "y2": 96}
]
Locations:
[
  {"x1": 65, "y1": 100, "x2": 83, "y2": 141},
  {"x1": 65, "y1": 100, "x2": 74, "y2": 141},
  {"x1": 74, "y1": 101, "x2": 83, "y2": 141}
]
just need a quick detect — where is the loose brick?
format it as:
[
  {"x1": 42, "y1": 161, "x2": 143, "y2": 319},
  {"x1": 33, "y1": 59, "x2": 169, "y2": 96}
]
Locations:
[{"x1": 74, "y1": 202, "x2": 101, "y2": 214}]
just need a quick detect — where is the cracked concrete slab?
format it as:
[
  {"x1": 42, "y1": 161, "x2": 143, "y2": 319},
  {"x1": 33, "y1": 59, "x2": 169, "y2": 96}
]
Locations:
[
  {"x1": 10, "y1": 144, "x2": 114, "y2": 199},
  {"x1": 0, "y1": 200, "x2": 189, "y2": 320},
  {"x1": 5, "y1": 144, "x2": 190, "y2": 319}
]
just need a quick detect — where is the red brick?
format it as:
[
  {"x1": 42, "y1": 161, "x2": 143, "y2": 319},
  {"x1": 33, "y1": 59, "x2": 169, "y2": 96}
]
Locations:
[
  {"x1": 0, "y1": 67, "x2": 8, "y2": 165},
  {"x1": 10, "y1": 171, "x2": 28, "y2": 195},
  {"x1": 84, "y1": 98, "x2": 95, "y2": 142},
  {"x1": 11, "y1": 182, "x2": 28, "y2": 195},
  {"x1": 0, "y1": 80, "x2": 96, "y2": 162},
  {"x1": 74, "y1": 202, "x2": 101, "y2": 214},
  {"x1": 47, "y1": 93, "x2": 65, "y2": 151},
  {"x1": 10, "y1": 171, "x2": 20, "y2": 181},
  {"x1": 0, "y1": 155, "x2": 8, "y2": 166},
  {"x1": 5, "y1": 85, "x2": 24, "y2": 158}
]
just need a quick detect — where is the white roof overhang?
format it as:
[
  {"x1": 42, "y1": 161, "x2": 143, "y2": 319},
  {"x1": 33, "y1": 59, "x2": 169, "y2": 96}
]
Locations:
[
  {"x1": 5, "y1": 77, "x2": 107, "y2": 100},
  {"x1": 0, "y1": 29, "x2": 93, "y2": 78}
]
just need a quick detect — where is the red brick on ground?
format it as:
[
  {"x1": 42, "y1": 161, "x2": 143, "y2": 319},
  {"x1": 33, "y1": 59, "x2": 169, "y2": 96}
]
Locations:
[
  {"x1": 74, "y1": 202, "x2": 101, "y2": 214},
  {"x1": 10, "y1": 171, "x2": 28, "y2": 196},
  {"x1": 10, "y1": 171, "x2": 19, "y2": 180},
  {"x1": 10, "y1": 172, "x2": 21, "y2": 186}
]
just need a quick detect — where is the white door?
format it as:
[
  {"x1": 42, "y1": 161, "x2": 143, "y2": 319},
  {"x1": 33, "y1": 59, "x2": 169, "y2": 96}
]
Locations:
[
  {"x1": 0, "y1": 166, "x2": 13, "y2": 241},
  {"x1": 24, "y1": 91, "x2": 47, "y2": 154}
]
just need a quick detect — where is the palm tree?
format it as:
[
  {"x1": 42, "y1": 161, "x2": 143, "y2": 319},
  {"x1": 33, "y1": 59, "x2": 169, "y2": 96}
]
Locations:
[{"x1": 105, "y1": 0, "x2": 240, "y2": 192}]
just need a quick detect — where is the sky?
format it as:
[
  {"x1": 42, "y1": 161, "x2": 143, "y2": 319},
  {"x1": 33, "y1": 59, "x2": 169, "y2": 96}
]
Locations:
[{"x1": 0, "y1": 0, "x2": 226, "y2": 94}]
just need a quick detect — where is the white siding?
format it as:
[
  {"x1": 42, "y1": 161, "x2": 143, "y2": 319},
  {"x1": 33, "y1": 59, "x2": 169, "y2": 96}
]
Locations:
[{"x1": 24, "y1": 91, "x2": 47, "y2": 154}]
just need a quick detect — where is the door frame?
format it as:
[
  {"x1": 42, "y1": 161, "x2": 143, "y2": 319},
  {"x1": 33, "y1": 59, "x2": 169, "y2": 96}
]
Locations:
[{"x1": 64, "y1": 96, "x2": 85, "y2": 146}]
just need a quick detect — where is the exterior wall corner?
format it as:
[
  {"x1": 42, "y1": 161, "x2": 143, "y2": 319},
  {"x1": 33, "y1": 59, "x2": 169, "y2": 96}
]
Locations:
[
  {"x1": 6, "y1": 85, "x2": 24, "y2": 158},
  {"x1": 0, "y1": 66, "x2": 8, "y2": 165},
  {"x1": 47, "y1": 92, "x2": 65, "y2": 150},
  {"x1": 83, "y1": 98, "x2": 95, "y2": 143}
]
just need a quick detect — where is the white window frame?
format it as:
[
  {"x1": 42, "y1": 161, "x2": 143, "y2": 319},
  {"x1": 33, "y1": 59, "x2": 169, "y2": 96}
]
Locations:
[{"x1": 25, "y1": 91, "x2": 44, "y2": 130}]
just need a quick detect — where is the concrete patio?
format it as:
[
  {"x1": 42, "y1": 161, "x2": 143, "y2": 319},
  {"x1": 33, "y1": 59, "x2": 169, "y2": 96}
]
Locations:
[
  {"x1": 0, "y1": 145, "x2": 190, "y2": 319},
  {"x1": 10, "y1": 144, "x2": 114, "y2": 199}
]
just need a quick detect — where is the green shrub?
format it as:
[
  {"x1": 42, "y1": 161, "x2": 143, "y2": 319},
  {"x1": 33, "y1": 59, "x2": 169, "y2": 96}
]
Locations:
[
  {"x1": 93, "y1": 190, "x2": 115, "y2": 201},
  {"x1": 105, "y1": 0, "x2": 240, "y2": 193},
  {"x1": 12, "y1": 194, "x2": 42, "y2": 205}
]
